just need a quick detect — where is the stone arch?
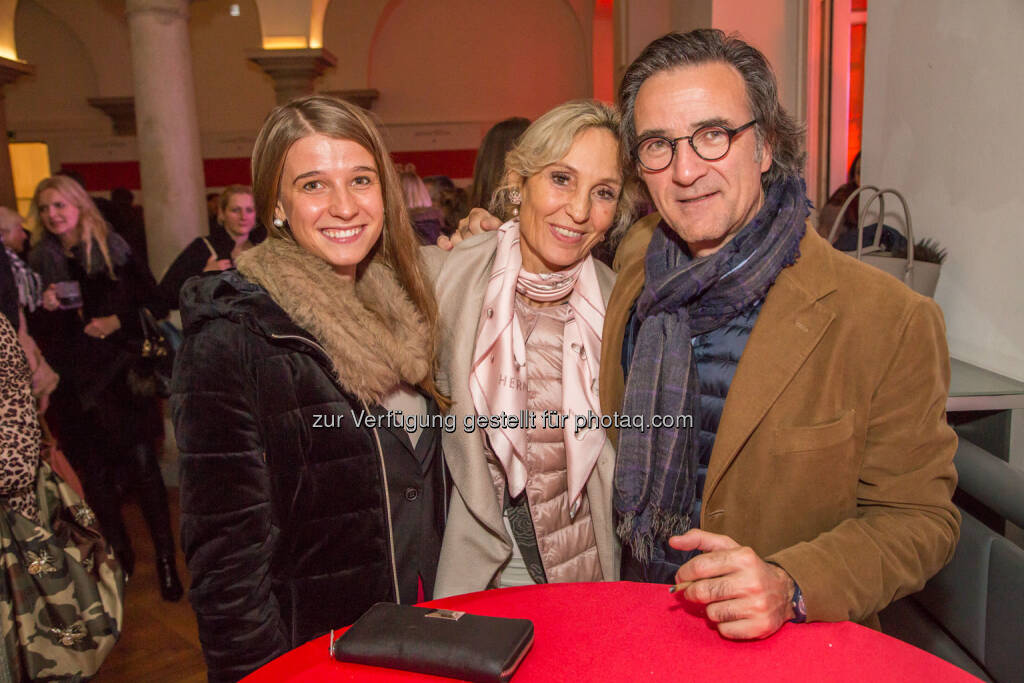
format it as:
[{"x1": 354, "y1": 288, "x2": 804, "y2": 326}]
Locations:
[{"x1": 8, "y1": 0, "x2": 105, "y2": 132}]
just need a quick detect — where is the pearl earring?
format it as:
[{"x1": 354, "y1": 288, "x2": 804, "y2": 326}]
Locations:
[
  {"x1": 273, "y1": 217, "x2": 285, "y2": 228},
  {"x1": 509, "y1": 188, "x2": 521, "y2": 218}
]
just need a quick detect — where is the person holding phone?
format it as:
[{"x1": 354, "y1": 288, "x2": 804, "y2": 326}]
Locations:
[{"x1": 27, "y1": 175, "x2": 183, "y2": 601}]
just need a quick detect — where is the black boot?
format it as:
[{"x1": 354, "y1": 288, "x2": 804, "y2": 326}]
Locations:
[
  {"x1": 131, "y1": 442, "x2": 183, "y2": 600},
  {"x1": 156, "y1": 555, "x2": 183, "y2": 602}
]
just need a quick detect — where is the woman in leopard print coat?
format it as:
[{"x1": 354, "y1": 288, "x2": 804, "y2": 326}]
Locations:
[{"x1": 0, "y1": 313, "x2": 40, "y2": 521}]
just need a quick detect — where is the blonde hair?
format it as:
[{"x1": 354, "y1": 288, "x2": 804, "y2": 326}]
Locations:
[
  {"x1": 251, "y1": 95, "x2": 447, "y2": 407},
  {"x1": 28, "y1": 175, "x2": 117, "y2": 277},
  {"x1": 219, "y1": 184, "x2": 253, "y2": 214},
  {"x1": 491, "y1": 100, "x2": 637, "y2": 239}
]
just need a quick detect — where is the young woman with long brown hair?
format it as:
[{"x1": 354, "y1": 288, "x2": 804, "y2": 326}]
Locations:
[{"x1": 171, "y1": 96, "x2": 447, "y2": 682}]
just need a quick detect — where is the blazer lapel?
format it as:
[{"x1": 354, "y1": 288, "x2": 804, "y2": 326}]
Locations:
[
  {"x1": 703, "y1": 228, "x2": 838, "y2": 504},
  {"x1": 373, "y1": 404, "x2": 416, "y2": 457},
  {"x1": 436, "y1": 236, "x2": 508, "y2": 539},
  {"x1": 373, "y1": 390, "x2": 439, "y2": 468}
]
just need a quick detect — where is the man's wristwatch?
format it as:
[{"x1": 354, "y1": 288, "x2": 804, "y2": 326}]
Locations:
[{"x1": 789, "y1": 582, "x2": 807, "y2": 623}]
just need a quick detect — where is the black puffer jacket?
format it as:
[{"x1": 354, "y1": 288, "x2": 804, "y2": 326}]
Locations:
[{"x1": 172, "y1": 270, "x2": 445, "y2": 683}]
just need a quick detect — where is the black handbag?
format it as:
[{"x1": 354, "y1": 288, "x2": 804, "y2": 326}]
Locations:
[
  {"x1": 331, "y1": 603, "x2": 534, "y2": 682},
  {"x1": 125, "y1": 308, "x2": 174, "y2": 398}
]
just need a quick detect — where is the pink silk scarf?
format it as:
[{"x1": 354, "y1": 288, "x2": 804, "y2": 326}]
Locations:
[{"x1": 469, "y1": 220, "x2": 606, "y2": 516}]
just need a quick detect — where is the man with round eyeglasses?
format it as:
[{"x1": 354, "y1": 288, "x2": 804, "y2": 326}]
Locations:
[
  {"x1": 444, "y1": 28, "x2": 959, "y2": 643},
  {"x1": 633, "y1": 119, "x2": 758, "y2": 170},
  {"x1": 601, "y1": 29, "x2": 959, "y2": 640}
]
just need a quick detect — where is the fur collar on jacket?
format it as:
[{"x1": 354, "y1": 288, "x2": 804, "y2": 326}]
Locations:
[{"x1": 235, "y1": 237, "x2": 431, "y2": 405}]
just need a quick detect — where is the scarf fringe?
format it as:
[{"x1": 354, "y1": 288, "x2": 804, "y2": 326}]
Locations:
[{"x1": 616, "y1": 509, "x2": 693, "y2": 565}]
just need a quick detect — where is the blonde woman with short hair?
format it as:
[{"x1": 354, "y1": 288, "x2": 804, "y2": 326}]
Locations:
[{"x1": 428, "y1": 100, "x2": 636, "y2": 597}]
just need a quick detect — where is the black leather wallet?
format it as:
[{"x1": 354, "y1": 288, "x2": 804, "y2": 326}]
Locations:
[{"x1": 331, "y1": 602, "x2": 534, "y2": 682}]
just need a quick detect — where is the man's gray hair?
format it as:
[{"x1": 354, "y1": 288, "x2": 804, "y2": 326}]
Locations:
[{"x1": 618, "y1": 29, "x2": 805, "y2": 190}]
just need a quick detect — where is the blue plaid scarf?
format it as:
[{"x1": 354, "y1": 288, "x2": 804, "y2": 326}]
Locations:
[{"x1": 614, "y1": 176, "x2": 809, "y2": 564}]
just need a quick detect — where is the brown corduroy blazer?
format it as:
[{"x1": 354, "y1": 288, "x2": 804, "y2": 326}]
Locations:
[{"x1": 599, "y1": 213, "x2": 960, "y2": 627}]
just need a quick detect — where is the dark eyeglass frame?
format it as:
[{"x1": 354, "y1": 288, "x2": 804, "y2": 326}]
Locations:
[{"x1": 633, "y1": 119, "x2": 758, "y2": 171}]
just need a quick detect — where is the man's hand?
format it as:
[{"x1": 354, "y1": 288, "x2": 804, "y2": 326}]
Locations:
[
  {"x1": 436, "y1": 207, "x2": 502, "y2": 250},
  {"x1": 669, "y1": 529, "x2": 795, "y2": 639}
]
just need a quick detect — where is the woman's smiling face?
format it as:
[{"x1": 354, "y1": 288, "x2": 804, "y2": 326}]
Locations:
[
  {"x1": 274, "y1": 134, "x2": 385, "y2": 278},
  {"x1": 516, "y1": 127, "x2": 622, "y2": 273},
  {"x1": 37, "y1": 188, "x2": 82, "y2": 243}
]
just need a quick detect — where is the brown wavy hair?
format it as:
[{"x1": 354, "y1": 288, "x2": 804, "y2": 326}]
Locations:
[
  {"x1": 251, "y1": 95, "x2": 447, "y2": 407},
  {"x1": 468, "y1": 116, "x2": 530, "y2": 211}
]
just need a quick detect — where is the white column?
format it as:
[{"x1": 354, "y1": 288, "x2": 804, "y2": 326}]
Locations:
[{"x1": 125, "y1": 0, "x2": 206, "y2": 278}]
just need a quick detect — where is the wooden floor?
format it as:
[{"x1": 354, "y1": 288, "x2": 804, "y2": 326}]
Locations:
[{"x1": 94, "y1": 488, "x2": 208, "y2": 682}]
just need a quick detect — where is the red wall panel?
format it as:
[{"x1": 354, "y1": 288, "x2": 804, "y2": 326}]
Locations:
[{"x1": 63, "y1": 149, "x2": 478, "y2": 193}]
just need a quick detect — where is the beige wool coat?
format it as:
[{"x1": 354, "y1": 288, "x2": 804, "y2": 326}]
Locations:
[
  {"x1": 422, "y1": 233, "x2": 621, "y2": 598},
  {"x1": 600, "y1": 214, "x2": 960, "y2": 627}
]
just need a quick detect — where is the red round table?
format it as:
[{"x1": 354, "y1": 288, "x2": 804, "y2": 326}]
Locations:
[{"x1": 242, "y1": 582, "x2": 980, "y2": 682}]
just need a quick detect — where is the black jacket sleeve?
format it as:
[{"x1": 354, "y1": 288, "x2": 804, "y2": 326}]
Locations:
[
  {"x1": 171, "y1": 320, "x2": 289, "y2": 682},
  {"x1": 106, "y1": 249, "x2": 169, "y2": 339},
  {"x1": 158, "y1": 239, "x2": 207, "y2": 312}
]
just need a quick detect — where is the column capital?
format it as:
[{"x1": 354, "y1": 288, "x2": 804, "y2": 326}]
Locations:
[
  {"x1": 246, "y1": 48, "x2": 337, "y2": 105},
  {"x1": 0, "y1": 56, "x2": 34, "y2": 88},
  {"x1": 88, "y1": 97, "x2": 137, "y2": 136}
]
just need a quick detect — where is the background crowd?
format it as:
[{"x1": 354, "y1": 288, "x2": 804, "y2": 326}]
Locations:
[{"x1": 0, "y1": 26, "x2": 963, "y2": 683}]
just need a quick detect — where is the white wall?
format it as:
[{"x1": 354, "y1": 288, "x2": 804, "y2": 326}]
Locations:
[
  {"x1": 7, "y1": 0, "x2": 596, "y2": 173},
  {"x1": 366, "y1": 0, "x2": 588, "y2": 124},
  {"x1": 8, "y1": 0, "x2": 271, "y2": 168},
  {"x1": 614, "y1": 0, "x2": 805, "y2": 139},
  {"x1": 319, "y1": 0, "x2": 389, "y2": 94},
  {"x1": 711, "y1": 0, "x2": 804, "y2": 120},
  {"x1": 8, "y1": 0, "x2": 108, "y2": 135},
  {"x1": 861, "y1": 1, "x2": 1024, "y2": 381},
  {"x1": 190, "y1": 0, "x2": 272, "y2": 137}
]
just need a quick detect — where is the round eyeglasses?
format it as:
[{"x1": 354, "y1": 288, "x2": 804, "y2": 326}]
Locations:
[{"x1": 633, "y1": 120, "x2": 757, "y2": 171}]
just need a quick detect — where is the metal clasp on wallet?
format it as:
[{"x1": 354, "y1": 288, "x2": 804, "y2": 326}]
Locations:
[{"x1": 425, "y1": 609, "x2": 466, "y2": 621}]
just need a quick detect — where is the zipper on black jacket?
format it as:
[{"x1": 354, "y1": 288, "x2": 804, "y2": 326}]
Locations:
[
  {"x1": 269, "y1": 332, "x2": 402, "y2": 602},
  {"x1": 360, "y1": 398, "x2": 402, "y2": 603}
]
